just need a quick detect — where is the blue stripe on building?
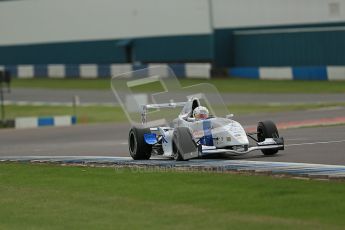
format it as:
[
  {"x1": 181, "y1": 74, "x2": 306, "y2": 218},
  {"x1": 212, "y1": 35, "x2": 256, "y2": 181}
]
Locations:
[
  {"x1": 65, "y1": 65, "x2": 80, "y2": 78},
  {"x1": 292, "y1": 66, "x2": 328, "y2": 80},
  {"x1": 5, "y1": 65, "x2": 17, "y2": 77},
  {"x1": 97, "y1": 64, "x2": 111, "y2": 78},
  {"x1": 34, "y1": 65, "x2": 48, "y2": 78},
  {"x1": 168, "y1": 64, "x2": 186, "y2": 78},
  {"x1": 229, "y1": 67, "x2": 259, "y2": 79},
  {"x1": 38, "y1": 117, "x2": 54, "y2": 126},
  {"x1": 71, "y1": 116, "x2": 77, "y2": 124}
]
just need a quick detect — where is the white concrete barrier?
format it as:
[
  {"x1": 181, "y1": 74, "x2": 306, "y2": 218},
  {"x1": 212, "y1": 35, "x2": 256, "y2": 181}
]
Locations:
[
  {"x1": 125, "y1": 94, "x2": 148, "y2": 112},
  {"x1": 185, "y1": 63, "x2": 211, "y2": 79},
  {"x1": 327, "y1": 66, "x2": 345, "y2": 81},
  {"x1": 17, "y1": 65, "x2": 34, "y2": 79},
  {"x1": 80, "y1": 64, "x2": 98, "y2": 79},
  {"x1": 111, "y1": 64, "x2": 132, "y2": 77},
  {"x1": 148, "y1": 64, "x2": 170, "y2": 77},
  {"x1": 14, "y1": 116, "x2": 76, "y2": 129},
  {"x1": 54, "y1": 116, "x2": 73, "y2": 126},
  {"x1": 259, "y1": 67, "x2": 293, "y2": 80},
  {"x1": 48, "y1": 64, "x2": 66, "y2": 78},
  {"x1": 15, "y1": 117, "x2": 38, "y2": 129}
]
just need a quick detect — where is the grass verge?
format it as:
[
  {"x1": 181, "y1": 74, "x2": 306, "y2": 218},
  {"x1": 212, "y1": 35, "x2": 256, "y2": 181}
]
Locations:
[
  {"x1": 11, "y1": 78, "x2": 345, "y2": 93},
  {"x1": 2, "y1": 105, "x2": 127, "y2": 123},
  {"x1": 2, "y1": 103, "x2": 345, "y2": 124},
  {"x1": 0, "y1": 163, "x2": 345, "y2": 229}
]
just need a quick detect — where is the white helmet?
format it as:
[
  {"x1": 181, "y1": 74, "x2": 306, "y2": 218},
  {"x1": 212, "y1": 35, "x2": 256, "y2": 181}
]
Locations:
[{"x1": 193, "y1": 106, "x2": 209, "y2": 120}]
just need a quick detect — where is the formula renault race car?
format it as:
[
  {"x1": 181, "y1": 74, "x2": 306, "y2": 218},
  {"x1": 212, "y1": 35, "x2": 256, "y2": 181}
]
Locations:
[{"x1": 128, "y1": 97, "x2": 284, "y2": 160}]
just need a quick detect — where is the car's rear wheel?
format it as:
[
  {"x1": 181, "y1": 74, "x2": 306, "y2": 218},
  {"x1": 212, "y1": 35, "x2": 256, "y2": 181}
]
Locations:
[
  {"x1": 128, "y1": 127, "x2": 152, "y2": 160},
  {"x1": 257, "y1": 120, "x2": 279, "y2": 155}
]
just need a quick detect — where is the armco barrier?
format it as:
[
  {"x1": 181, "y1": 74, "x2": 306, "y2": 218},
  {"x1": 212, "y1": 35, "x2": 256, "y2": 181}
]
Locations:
[
  {"x1": 229, "y1": 66, "x2": 345, "y2": 81},
  {"x1": 14, "y1": 116, "x2": 77, "y2": 129},
  {"x1": 3, "y1": 64, "x2": 344, "y2": 80},
  {"x1": 0, "y1": 63, "x2": 211, "y2": 79}
]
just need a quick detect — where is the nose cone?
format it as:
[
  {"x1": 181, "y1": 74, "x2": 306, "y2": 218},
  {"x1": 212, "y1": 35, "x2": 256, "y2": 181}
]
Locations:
[
  {"x1": 211, "y1": 121, "x2": 249, "y2": 147},
  {"x1": 228, "y1": 121, "x2": 249, "y2": 145},
  {"x1": 231, "y1": 133, "x2": 249, "y2": 145}
]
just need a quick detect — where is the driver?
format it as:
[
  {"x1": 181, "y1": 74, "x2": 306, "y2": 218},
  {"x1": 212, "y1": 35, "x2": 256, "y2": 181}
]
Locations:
[{"x1": 193, "y1": 106, "x2": 209, "y2": 120}]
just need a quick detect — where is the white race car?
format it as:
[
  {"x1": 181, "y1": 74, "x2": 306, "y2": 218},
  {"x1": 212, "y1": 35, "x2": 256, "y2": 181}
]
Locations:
[{"x1": 128, "y1": 97, "x2": 284, "y2": 160}]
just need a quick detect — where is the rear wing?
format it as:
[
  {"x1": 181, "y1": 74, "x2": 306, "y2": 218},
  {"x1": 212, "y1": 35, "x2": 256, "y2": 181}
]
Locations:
[{"x1": 141, "y1": 102, "x2": 186, "y2": 124}]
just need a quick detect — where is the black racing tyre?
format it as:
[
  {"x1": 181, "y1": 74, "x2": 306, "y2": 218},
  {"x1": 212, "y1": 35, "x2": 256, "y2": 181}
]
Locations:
[
  {"x1": 257, "y1": 120, "x2": 279, "y2": 155},
  {"x1": 128, "y1": 127, "x2": 152, "y2": 160},
  {"x1": 172, "y1": 140, "x2": 184, "y2": 161},
  {"x1": 172, "y1": 127, "x2": 197, "y2": 161}
]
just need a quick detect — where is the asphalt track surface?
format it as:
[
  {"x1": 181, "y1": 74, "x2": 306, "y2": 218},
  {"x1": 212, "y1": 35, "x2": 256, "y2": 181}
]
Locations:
[
  {"x1": 6, "y1": 88, "x2": 345, "y2": 105},
  {"x1": 1, "y1": 108, "x2": 344, "y2": 165}
]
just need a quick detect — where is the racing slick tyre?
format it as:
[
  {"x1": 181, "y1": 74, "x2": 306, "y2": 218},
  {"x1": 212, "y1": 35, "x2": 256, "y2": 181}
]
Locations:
[
  {"x1": 128, "y1": 127, "x2": 152, "y2": 160},
  {"x1": 257, "y1": 120, "x2": 279, "y2": 155},
  {"x1": 172, "y1": 140, "x2": 184, "y2": 161},
  {"x1": 172, "y1": 127, "x2": 198, "y2": 161}
]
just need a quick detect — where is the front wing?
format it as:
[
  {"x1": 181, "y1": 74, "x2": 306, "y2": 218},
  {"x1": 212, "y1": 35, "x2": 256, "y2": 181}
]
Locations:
[{"x1": 200, "y1": 138, "x2": 284, "y2": 156}]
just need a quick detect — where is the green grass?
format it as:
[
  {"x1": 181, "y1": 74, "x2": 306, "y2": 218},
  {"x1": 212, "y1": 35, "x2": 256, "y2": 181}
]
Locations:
[
  {"x1": 2, "y1": 103, "x2": 345, "y2": 124},
  {"x1": 183, "y1": 78, "x2": 345, "y2": 94},
  {"x1": 2, "y1": 105, "x2": 127, "y2": 123},
  {"x1": 11, "y1": 78, "x2": 345, "y2": 93},
  {"x1": 12, "y1": 79, "x2": 111, "y2": 90},
  {"x1": 0, "y1": 163, "x2": 345, "y2": 229},
  {"x1": 227, "y1": 103, "x2": 345, "y2": 114}
]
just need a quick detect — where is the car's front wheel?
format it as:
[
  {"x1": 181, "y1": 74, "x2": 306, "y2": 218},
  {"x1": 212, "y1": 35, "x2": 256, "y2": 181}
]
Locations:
[{"x1": 257, "y1": 120, "x2": 279, "y2": 155}]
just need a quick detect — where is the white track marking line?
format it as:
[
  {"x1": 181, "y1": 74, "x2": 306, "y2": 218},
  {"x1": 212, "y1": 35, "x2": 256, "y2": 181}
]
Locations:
[
  {"x1": 285, "y1": 138, "x2": 310, "y2": 141},
  {"x1": 286, "y1": 140, "x2": 345, "y2": 147}
]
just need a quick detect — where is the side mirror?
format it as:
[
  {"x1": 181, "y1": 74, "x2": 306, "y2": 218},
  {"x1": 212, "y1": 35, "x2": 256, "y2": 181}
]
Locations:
[{"x1": 226, "y1": 114, "x2": 234, "y2": 119}]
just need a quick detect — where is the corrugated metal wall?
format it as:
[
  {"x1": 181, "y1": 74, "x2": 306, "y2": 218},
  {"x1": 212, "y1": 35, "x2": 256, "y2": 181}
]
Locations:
[
  {"x1": 214, "y1": 22, "x2": 345, "y2": 67},
  {"x1": 233, "y1": 24, "x2": 345, "y2": 67},
  {"x1": 0, "y1": 35, "x2": 212, "y2": 65},
  {"x1": 1, "y1": 0, "x2": 345, "y2": 67}
]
